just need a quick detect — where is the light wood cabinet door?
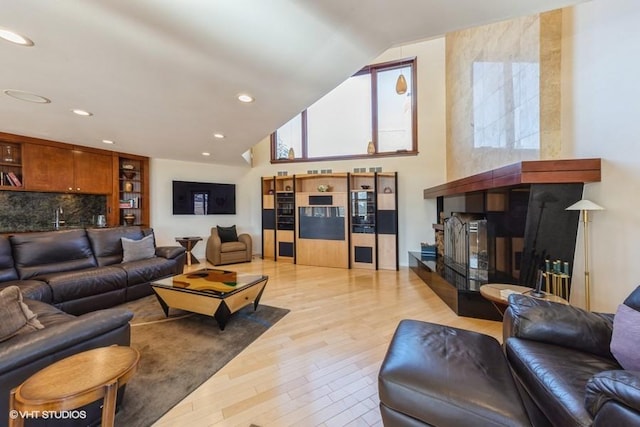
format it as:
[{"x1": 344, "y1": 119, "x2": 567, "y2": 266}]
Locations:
[
  {"x1": 73, "y1": 151, "x2": 112, "y2": 194},
  {"x1": 23, "y1": 144, "x2": 74, "y2": 192}
]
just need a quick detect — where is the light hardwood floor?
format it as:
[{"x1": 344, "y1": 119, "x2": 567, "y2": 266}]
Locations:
[{"x1": 153, "y1": 258, "x2": 502, "y2": 427}]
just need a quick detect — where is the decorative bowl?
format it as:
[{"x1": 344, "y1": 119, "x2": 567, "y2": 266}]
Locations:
[
  {"x1": 317, "y1": 184, "x2": 330, "y2": 192},
  {"x1": 360, "y1": 185, "x2": 371, "y2": 190},
  {"x1": 122, "y1": 170, "x2": 136, "y2": 179}
]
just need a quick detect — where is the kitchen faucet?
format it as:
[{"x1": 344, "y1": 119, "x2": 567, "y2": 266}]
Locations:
[{"x1": 53, "y1": 207, "x2": 65, "y2": 230}]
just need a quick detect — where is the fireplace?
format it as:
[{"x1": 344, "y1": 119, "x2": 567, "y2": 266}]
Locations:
[
  {"x1": 420, "y1": 159, "x2": 601, "y2": 320},
  {"x1": 443, "y1": 214, "x2": 491, "y2": 290}
]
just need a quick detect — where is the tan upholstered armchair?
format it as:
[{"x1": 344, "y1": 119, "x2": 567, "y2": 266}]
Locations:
[{"x1": 206, "y1": 226, "x2": 252, "y2": 266}]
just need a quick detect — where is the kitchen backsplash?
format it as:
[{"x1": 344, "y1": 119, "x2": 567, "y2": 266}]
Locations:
[{"x1": 0, "y1": 191, "x2": 107, "y2": 232}]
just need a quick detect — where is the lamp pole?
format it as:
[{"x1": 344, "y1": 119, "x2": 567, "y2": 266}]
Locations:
[
  {"x1": 582, "y1": 208, "x2": 591, "y2": 311},
  {"x1": 566, "y1": 199, "x2": 604, "y2": 311}
]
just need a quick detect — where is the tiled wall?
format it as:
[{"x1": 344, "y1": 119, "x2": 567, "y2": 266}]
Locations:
[
  {"x1": 446, "y1": 10, "x2": 562, "y2": 180},
  {"x1": 0, "y1": 191, "x2": 107, "y2": 232}
]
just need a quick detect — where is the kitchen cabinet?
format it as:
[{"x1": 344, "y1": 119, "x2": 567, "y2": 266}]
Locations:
[{"x1": 23, "y1": 143, "x2": 112, "y2": 194}]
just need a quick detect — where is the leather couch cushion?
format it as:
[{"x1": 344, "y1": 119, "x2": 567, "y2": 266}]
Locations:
[
  {"x1": 379, "y1": 320, "x2": 531, "y2": 427},
  {"x1": 120, "y1": 257, "x2": 179, "y2": 286},
  {"x1": 0, "y1": 236, "x2": 18, "y2": 282},
  {"x1": 87, "y1": 226, "x2": 145, "y2": 266},
  {"x1": 24, "y1": 298, "x2": 75, "y2": 326},
  {"x1": 506, "y1": 337, "x2": 621, "y2": 427},
  {"x1": 0, "y1": 280, "x2": 52, "y2": 303},
  {"x1": 0, "y1": 286, "x2": 44, "y2": 342},
  {"x1": 35, "y1": 266, "x2": 127, "y2": 304},
  {"x1": 221, "y1": 241, "x2": 246, "y2": 253},
  {"x1": 10, "y1": 229, "x2": 97, "y2": 279}
]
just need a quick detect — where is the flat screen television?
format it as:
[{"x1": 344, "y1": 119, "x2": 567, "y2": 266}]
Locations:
[{"x1": 172, "y1": 180, "x2": 236, "y2": 215}]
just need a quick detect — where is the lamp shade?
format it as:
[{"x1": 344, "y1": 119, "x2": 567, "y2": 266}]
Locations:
[
  {"x1": 566, "y1": 199, "x2": 604, "y2": 211},
  {"x1": 395, "y1": 74, "x2": 407, "y2": 95}
]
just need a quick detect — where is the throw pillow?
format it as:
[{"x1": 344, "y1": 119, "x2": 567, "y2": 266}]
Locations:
[
  {"x1": 0, "y1": 285, "x2": 44, "y2": 342},
  {"x1": 611, "y1": 303, "x2": 640, "y2": 370},
  {"x1": 121, "y1": 234, "x2": 156, "y2": 263},
  {"x1": 217, "y1": 225, "x2": 238, "y2": 243}
]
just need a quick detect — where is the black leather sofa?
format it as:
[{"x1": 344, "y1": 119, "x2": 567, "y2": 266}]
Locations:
[
  {"x1": 0, "y1": 226, "x2": 186, "y2": 425},
  {"x1": 0, "y1": 226, "x2": 186, "y2": 314},
  {"x1": 0, "y1": 299, "x2": 133, "y2": 426},
  {"x1": 379, "y1": 289, "x2": 640, "y2": 426},
  {"x1": 504, "y1": 293, "x2": 640, "y2": 426}
]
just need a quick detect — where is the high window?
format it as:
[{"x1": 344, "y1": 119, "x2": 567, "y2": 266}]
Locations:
[{"x1": 271, "y1": 58, "x2": 417, "y2": 162}]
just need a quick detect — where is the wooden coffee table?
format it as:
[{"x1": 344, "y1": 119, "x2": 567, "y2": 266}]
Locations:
[
  {"x1": 151, "y1": 268, "x2": 268, "y2": 330},
  {"x1": 9, "y1": 346, "x2": 139, "y2": 427},
  {"x1": 480, "y1": 283, "x2": 568, "y2": 316}
]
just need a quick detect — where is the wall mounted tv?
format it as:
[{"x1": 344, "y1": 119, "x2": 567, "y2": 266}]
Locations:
[{"x1": 172, "y1": 180, "x2": 236, "y2": 215}]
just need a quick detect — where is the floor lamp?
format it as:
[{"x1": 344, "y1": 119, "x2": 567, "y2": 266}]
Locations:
[{"x1": 566, "y1": 199, "x2": 604, "y2": 310}]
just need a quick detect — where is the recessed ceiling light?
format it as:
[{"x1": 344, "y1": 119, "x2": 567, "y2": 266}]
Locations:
[
  {"x1": 3, "y1": 89, "x2": 50, "y2": 103},
  {"x1": 237, "y1": 94, "x2": 254, "y2": 103},
  {"x1": 213, "y1": 133, "x2": 225, "y2": 139},
  {"x1": 102, "y1": 139, "x2": 115, "y2": 145},
  {"x1": 72, "y1": 109, "x2": 93, "y2": 116},
  {"x1": 202, "y1": 152, "x2": 211, "y2": 156},
  {"x1": 0, "y1": 28, "x2": 34, "y2": 46}
]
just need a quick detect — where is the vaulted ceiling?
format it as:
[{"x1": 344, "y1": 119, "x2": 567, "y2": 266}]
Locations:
[{"x1": 1, "y1": 0, "x2": 588, "y2": 166}]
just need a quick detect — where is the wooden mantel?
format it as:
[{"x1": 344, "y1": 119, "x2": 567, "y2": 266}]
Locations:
[{"x1": 423, "y1": 158, "x2": 601, "y2": 199}]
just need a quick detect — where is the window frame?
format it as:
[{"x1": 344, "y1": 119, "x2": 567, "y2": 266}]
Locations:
[{"x1": 271, "y1": 57, "x2": 418, "y2": 163}]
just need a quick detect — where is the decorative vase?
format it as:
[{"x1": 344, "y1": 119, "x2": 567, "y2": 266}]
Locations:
[
  {"x1": 124, "y1": 181, "x2": 133, "y2": 192},
  {"x1": 288, "y1": 147, "x2": 295, "y2": 160},
  {"x1": 367, "y1": 141, "x2": 375, "y2": 155},
  {"x1": 123, "y1": 213, "x2": 135, "y2": 226}
]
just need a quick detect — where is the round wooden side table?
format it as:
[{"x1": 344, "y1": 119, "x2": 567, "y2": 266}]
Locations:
[
  {"x1": 480, "y1": 283, "x2": 568, "y2": 316},
  {"x1": 9, "y1": 346, "x2": 140, "y2": 427}
]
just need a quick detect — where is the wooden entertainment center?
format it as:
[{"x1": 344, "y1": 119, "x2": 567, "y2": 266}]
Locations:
[{"x1": 261, "y1": 171, "x2": 398, "y2": 270}]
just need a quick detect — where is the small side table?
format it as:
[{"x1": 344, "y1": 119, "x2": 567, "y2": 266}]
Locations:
[
  {"x1": 480, "y1": 283, "x2": 568, "y2": 316},
  {"x1": 175, "y1": 236, "x2": 203, "y2": 266},
  {"x1": 9, "y1": 346, "x2": 139, "y2": 427}
]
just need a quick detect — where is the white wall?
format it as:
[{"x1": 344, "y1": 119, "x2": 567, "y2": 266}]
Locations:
[
  {"x1": 562, "y1": 0, "x2": 640, "y2": 311},
  {"x1": 147, "y1": 3, "x2": 640, "y2": 313},
  {"x1": 149, "y1": 159, "x2": 257, "y2": 262},
  {"x1": 148, "y1": 37, "x2": 448, "y2": 267}
]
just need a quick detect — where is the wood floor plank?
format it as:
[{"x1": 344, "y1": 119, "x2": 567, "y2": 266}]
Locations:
[{"x1": 152, "y1": 258, "x2": 502, "y2": 426}]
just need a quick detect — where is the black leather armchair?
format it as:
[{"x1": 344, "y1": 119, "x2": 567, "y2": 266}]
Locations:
[{"x1": 504, "y1": 293, "x2": 640, "y2": 426}]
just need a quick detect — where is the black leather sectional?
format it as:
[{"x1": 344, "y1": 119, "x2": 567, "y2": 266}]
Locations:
[
  {"x1": 0, "y1": 226, "x2": 186, "y2": 426},
  {"x1": 379, "y1": 290, "x2": 640, "y2": 426}
]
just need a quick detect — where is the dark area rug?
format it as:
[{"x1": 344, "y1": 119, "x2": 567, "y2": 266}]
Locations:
[{"x1": 114, "y1": 296, "x2": 289, "y2": 427}]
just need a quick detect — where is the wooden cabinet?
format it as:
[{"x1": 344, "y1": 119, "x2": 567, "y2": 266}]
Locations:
[
  {"x1": 74, "y1": 150, "x2": 113, "y2": 194},
  {"x1": 260, "y1": 171, "x2": 398, "y2": 270},
  {"x1": 23, "y1": 143, "x2": 112, "y2": 194},
  {"x1": 0, "y1": 132, "x2": 150, "y2": 230},
  {"x1": 261, "y1": 177, "x2": 276, "y2": 260}
]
